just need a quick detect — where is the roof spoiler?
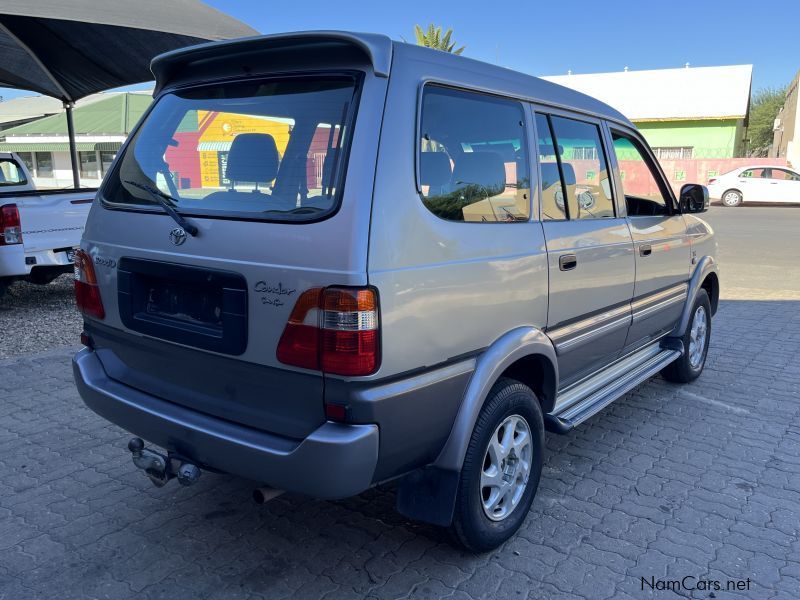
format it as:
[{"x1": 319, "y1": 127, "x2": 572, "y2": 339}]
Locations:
[{"x1": 150, "y1": 31, "x2": 393, "y2": 95}]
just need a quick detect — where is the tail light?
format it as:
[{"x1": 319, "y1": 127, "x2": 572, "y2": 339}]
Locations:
[
  {"x1": 277, "y1": 286, "x2": 380, "y2": 377},
  {"x1": 276, "y1": 288, "x2": 323, "y2": 370},
  {"x1": 708, "y1": 177, "x2": 717, "y2": 185},
  {"x1": 73, "y1": 249, "x2": 105, "y2": 320},
  {"x1": 0, "y1": 204, "x2": 22, "y2": 246},
  {"x1": 320, "y1": 288, "x2": 379, "y2": 376}
]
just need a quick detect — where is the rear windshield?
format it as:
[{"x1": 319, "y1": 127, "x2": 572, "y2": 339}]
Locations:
[{"x1": 102, "y1": 76, "x2": 360, "y2": 222}]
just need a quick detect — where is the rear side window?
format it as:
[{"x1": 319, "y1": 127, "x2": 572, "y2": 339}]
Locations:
[
  {"x1": 0, "y1": 158, "x2": 26, "y2": 186},
  {"x1": 418, "y1": 86, "x2": 530, "y2": 222},
  {"x1": 536, "y1": 114, "x2": 615, "y2": 220},
  {"x1": 767, "y1": 168, "x2": 800, "y2": 181},
  {"x1": 740, "y1": 168, "x2": 765, "y2": 178},
  {"x1": 102, "y1": 76, "x2": 360, "y2": 222}
]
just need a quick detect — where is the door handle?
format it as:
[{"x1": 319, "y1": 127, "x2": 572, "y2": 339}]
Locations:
[
  {"x1": 559, "y1": 254, "x2": 577, "y2": 271},
  {"x1": 639, "y1": 244, "x2": 652, "y2": 257}
]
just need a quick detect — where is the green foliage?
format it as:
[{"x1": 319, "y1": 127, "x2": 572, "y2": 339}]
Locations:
[
  {"x1": 423, "y1": 183, "x2": 501, "y2": 220},
  {"x1": 413, "y1": 24, "x2": 465, "y2": 55},
  {"x1": 747, "y1": 86, "x2": 787, "y2": 156}
]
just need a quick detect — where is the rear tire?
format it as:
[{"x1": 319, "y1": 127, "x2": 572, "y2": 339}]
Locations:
[
  {"x1": 0, "y1": 279, "x2": 10, "y2": 300},
  {"x1": 721, "y1": 189, "x2": 743, "y2": 207},
  {"x1": 661, "y1": 289, "x2": 711, "y2": 383},
  {"x1": 451, "y1": 378, "x2": 544, "y2": 552}
]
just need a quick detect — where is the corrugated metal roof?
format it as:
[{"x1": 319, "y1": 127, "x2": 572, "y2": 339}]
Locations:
[
  {"x1": 0, "y1": 92, "x2": 109, "y2": 125},
  {"x1": 0, "y1": 141, "x2": 121, "y2": 152},
  {"x1": 0, "y1": 92, "x2": 151, "y2": 136},
  {"x1": 542, "y1": 65, "x2": 753, "y2": 121}
]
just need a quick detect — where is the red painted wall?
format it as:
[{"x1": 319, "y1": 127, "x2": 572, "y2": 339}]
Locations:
[{"x1": 165, "y1": 131, "x2": 202, "y2": 189}]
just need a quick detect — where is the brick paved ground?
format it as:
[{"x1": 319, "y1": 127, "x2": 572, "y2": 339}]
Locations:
[{"x1": 1, "y1": 296, "x2": 798, "y2": 599}]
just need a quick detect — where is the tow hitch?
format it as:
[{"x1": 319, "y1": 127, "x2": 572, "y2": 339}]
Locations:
[{"x1": 127, "y1": 437, "x2": 201, "y2": 488}]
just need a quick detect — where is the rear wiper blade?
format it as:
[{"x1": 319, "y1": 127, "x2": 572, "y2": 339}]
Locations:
[{"x1": 123, "y1": 179, "x2": 198, "y2": 236}]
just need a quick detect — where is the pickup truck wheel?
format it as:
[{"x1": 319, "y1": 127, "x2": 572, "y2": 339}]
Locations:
[
  {"x1": 451, "y1": 378, "x2": 544, "y2": 552},
  {"x1": 0, "y1": 279, "x2": 10, "y2": 299},
  {"x1": 661, "y1": 289, "x2": 711, "y2": 383},
  {"x1": 721, "y1": 189, "x2": 743, "y2": 207}
]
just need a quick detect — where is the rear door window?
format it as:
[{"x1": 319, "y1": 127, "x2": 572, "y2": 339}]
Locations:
[
  {"x1": 102, "y1": 76, "x2": 360, "y2": 222},
  {"x1": 768, "y1": 168, "x2": 800, "y2": 181},
  {"x1": 418, "y1": 86, "x2": 530, "y2": 222},
  {"x1": 536, "y1": 114, "x2": 615, "y2": 220},
  {"x1": 536, "y1": 113, "x2": 570, "y2": 220}
]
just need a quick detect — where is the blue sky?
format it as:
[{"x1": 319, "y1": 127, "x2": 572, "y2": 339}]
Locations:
[{"x1": 1, "y1": 0, "x2": 798, "y2": 101}]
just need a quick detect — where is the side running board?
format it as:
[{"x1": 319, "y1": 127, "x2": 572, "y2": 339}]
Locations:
[{"x1": 545, "y1": 346, "x2": 682, "y2": 434}]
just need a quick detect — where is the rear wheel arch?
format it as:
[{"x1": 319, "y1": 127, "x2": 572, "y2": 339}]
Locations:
[
  {"x1": 450, "y1": 377, "x2": 545, "y2": 551},
  {"x1": 434, "y1": 327, "x2": 558, "y2": 473},
  {"x1": 396, "y1": 331, "x2": 557, "y2": 528},
  {"x1": 498, "y1": 353, "x2": 557, "y2": 414}
]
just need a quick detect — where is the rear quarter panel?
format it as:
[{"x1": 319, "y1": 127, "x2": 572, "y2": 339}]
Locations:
[{"x1": 368, "y1": 45, "x2": 549, "y2": 379}]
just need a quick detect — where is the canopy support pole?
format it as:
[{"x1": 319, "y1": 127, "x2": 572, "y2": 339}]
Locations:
[{"x1": 64, "y1": 102, "x2": 80, "y2": 189}]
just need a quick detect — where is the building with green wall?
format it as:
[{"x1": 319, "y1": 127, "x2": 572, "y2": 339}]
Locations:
[
  {"x1": 543, "y1": 65, "x2": 752, "y2": 159},
  {"x1": 0, "y1": 91, "x2": 151, "y2": 188}
]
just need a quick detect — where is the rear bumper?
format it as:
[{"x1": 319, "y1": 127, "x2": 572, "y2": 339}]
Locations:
[
  {"x1": 0, "y1": 244, "x2": 74, "y2": 278},
  {"x1": 0, "y1": 245, "x2": 25, "y2": 277},
  {"x1": 73, "y1": 348, "x2": 379, "y2": 499}
]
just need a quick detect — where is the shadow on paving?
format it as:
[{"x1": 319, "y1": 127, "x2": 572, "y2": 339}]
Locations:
[{"x1": 0, "y1": 299, "x2": 798, "y2": 599}]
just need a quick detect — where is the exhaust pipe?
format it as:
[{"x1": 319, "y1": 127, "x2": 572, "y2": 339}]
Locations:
[{"x1": 253, "y1": 486, "x2": 285, "y2": 505}]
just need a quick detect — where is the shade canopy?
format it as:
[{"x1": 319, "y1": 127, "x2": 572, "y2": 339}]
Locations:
[
  {"x1": 0, "y1": 0, "x2": 257, "y2": 187},
  {"x1": 0, "y1": 0, "x2": 259, "y2": 103}
]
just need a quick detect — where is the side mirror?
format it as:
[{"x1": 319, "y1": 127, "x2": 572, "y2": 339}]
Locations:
[{"x1": 679, "y1": 183, "x2": 709, "y2": 213}]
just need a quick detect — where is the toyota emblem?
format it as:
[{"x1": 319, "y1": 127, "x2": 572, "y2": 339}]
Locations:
[{"x1": 169, "y1": 227, "x2": 188, "y2": 246}]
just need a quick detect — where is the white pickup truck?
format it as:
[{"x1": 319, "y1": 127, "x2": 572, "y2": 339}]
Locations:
[{"x1": 0, "y1": 152, "x2": 94, "y2": 298}]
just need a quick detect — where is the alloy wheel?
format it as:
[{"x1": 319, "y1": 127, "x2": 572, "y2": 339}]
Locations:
[
  {"x1": 480, "y1": 414, "x2": 532, "y2": 522},
  {"x1": 688, "y1": 305, "x2": 708, "y2": 369}
]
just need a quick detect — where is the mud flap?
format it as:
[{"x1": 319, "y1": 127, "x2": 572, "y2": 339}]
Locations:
[{"x1": 396, "y1": 466, "x2": 460, "y2": 527}]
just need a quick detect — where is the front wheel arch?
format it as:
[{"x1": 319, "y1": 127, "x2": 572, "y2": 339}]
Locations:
[
  {"x1": 701, "y1": 272, "x2": 719, "y2": 316},
  {"x1": 672, "y1": 256, "x2": 717, "y2": 337}
]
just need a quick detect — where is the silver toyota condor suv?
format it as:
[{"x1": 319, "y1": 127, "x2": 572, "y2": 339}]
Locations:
[{"x1": 73, "y1": 31, "x2": 718, "y2": 551}]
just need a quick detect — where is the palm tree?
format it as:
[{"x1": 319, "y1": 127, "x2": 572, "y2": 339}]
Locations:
[{"x1": 413, "y1": 24, "x2": 465, "y2": 55}]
